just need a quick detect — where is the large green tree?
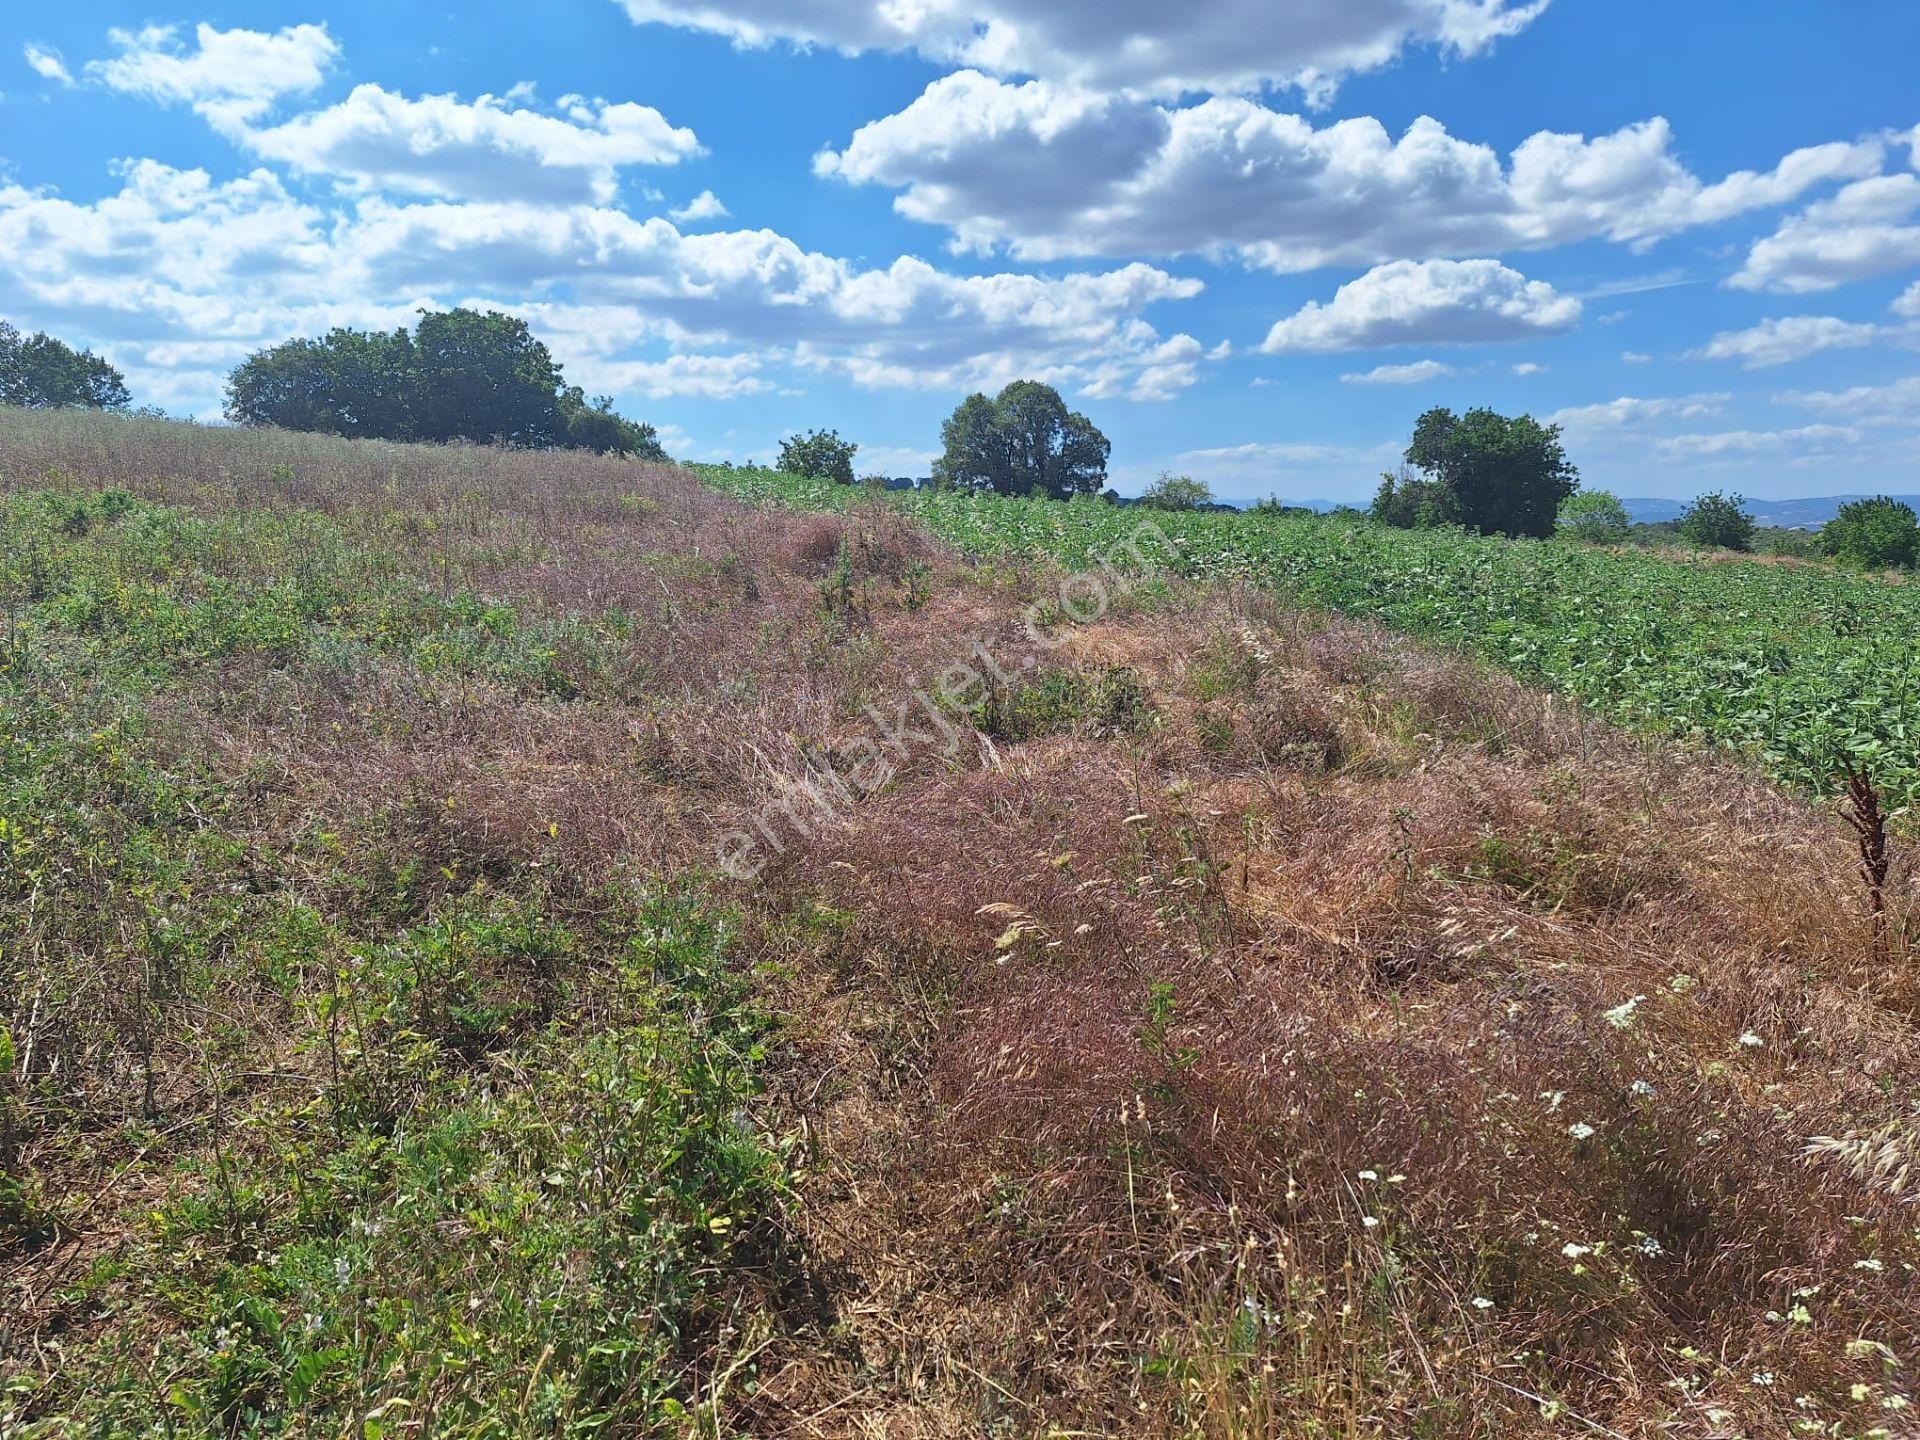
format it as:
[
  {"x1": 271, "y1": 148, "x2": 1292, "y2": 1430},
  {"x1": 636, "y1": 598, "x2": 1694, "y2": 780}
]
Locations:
[
  {"x1": 412, "y1": 309, "x2": 565, "y2": 447},
  {"x1": 1821, "y1": 496, "x2": 1920, "y2": 570},
  {"x1": 1383, "y1": 406, "x2": 1578, "y2": 539},
  {"x1": 226, "y1": 328, "x2": 419, "y2": 439},
  {"x1": 933, "y1": 381, "x2": 1108, "y2": 499},
  {"x1": 0, "y1": 322, "x2": 130, "y2": 410},
  {"x1": 225, "y1": 309, "x2": 664, "y2": 455}
]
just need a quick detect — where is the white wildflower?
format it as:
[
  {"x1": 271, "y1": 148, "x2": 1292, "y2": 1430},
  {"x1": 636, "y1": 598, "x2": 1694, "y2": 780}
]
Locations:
[
  {"x1": 1568, "y1": 1121, "x2": 1597, "y2": 1140},
  {"x1": 1471, "y1": 1296, "x2": 1495, "y2": 1310},
  {"x1": 1739, "y1": 1031, "x2": 1764, "y2": 1047}
]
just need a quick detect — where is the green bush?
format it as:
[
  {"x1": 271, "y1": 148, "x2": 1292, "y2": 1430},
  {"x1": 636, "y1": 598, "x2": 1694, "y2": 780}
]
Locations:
[
  {"x1": 1820, "y1": 496, "x2": 1920, "y2": 570},
  {"x1": 1139, "y1": 473, "x2": 1215, "y2": 511},
  {"x1": 1677, "y1": 491, "x2": 1755, "y2": 551},
  {"x1": 1556, "y1": 490, "x2": 1631, "y2": 545},
  {"x1": 777, "y1": 428, "x2": 859, "y2": 485}
]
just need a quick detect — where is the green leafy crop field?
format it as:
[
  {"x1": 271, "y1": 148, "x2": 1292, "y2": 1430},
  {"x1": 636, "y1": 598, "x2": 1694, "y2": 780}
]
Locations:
[{"x1": 702, "y1": 467, "x2": 1920, "y2": 807}]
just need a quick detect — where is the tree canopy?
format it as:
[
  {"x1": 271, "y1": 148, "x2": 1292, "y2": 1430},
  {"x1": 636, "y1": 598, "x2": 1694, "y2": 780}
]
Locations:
[
  {"x1": 1557, "y1": 490, "x2": 1632, "y2": 545},
  {"x1": 1821, "y1": 496, "x2": 1920, "y2": 570},
  {"x1": 933, "y1": 381, "x2": 1109, "y2": 499},
  {"x1": 1139, "y1": 472, "x2": 1215, "y2": 511},
  {"x1": 1677, "y1": 491, "x2": 1756, "y2": 552},
  {"x1": 1375, "y1": 406, "x2": 1578, "y2": 538},
  {"x1": 225, "y1": 309, "x2": 666, "y2": 458},
  {"x1": 0, "y1": 322, "x2": 130, "y2": 410},
  {"x1": 778, "y1": 429, "x2": 859, "y2": 485}
]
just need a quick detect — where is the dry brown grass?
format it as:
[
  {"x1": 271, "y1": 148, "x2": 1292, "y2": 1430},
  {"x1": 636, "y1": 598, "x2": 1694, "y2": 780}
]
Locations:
[{"x1": 6, "y1": 411, "x2": 1920, "y2": 1436}]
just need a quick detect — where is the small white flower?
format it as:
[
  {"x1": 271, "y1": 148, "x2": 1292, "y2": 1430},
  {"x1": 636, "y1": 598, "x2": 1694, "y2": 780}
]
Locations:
[
  {"x1": 1361, "y1": 1216, "x2": 1380, "y2": 1229},
  {"x1": 1752, "y1": 1371, "x2": 1776, "y2": 1386},
  {"x1": 1629, "y1": 1079, "x2": 1656, "y2": 1098},
  {"x1": 1856, "y1": 1258, "x2": 1885, "y2": 1272},
  {"x1": 1358, "y1": 1169, "x2": 1379, "y2": 1182},
  {"x1": 1471, "y1": 1296, "x2": 1495, "y2": 1310},
  {"x1": 1541, "y1": 1090, "x2": 1565, "y2": 1111},
  {"x1": 1739, "y1": 1031, "x2": 1764, "y2": 1048},
  {"x1": 1561, "y1": 1242, "x2": 1592, "y2": 1259},
  {"x1": 1568, "y1": 1122, "x2": 1597, "y2": 1140}
]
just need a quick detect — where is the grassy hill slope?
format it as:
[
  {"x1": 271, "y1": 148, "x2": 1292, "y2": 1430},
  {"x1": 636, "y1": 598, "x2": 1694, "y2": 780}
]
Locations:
[
  {"x1": 2, "y1": 411, "x2": 1917, "y2": 1437},
  {"x1": 702, "y1": 466, "x2": 1920, "y2": 809}
]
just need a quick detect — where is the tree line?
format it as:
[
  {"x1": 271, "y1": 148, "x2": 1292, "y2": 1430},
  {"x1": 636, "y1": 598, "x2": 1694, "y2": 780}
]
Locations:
[
  {"x1": 6, "y1": 312, "x2": 1915, "y2": 568},
  {"x1": 224, "y1": 309, "x2": 667, "y2": 458}
]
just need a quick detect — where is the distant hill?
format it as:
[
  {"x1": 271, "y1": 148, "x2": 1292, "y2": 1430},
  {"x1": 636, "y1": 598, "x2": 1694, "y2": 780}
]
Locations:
[{"x1": 1622, "y1": 495, "x2": 1920, "y2": 530}]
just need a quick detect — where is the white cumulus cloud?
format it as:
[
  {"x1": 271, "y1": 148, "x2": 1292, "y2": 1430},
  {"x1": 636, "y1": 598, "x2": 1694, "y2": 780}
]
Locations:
[
  {"x1": 86, "y1": 22, "x2": 338, "y2": 123},
  {"x1": 1547, "y1": 393, "x2": 1731, "y2": 431},
  {"x1": 1692, "y1": 314, "x2": 1886, "y2": 369},
  {"x1": 231, "y1": 85, "x2": 700, "y2": 204},
  {"x1": 1776, "y1": 375, "x2": 1920, "y2": 428},
  {"x1": 814, "y1": 74, "x2": 1885, "y2": 272},
  {"x1": 1732, "y1": 173, "x2": 1920, "y2": 293},
  {"x1": 670, "y1": 190, "x2": 729, "y2": 224},
  {"x1": 1262, "y1": 259, "x2": 1580, "y2": 353},
  {"x1": 0, "y1": 162, "x2": 1209, "y2": 411},
  {"x1": 613, "y1": 0, "x2": 1549, "y2": 102}
]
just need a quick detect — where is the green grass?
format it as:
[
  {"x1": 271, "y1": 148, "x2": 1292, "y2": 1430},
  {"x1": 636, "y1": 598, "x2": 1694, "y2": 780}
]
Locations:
[
  {"x1": 0, "y1": 484, "x2": 790, "y2": 1436},
  {"x1": 699, "y1": 466, "x2": 1920, "y2": 806}
]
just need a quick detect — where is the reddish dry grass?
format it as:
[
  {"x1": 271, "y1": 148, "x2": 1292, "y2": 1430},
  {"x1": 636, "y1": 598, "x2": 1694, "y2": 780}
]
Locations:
[{"x1": 8, "y1": 412, "x2": 1920, "y2": 1436}]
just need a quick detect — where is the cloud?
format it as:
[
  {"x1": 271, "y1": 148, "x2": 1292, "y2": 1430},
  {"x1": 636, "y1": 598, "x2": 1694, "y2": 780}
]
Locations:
[
  {"x1": 1655, "y1": 424, "x2": 1862, "y2": 462},
  {"x1": 814, "y1": 74, "x2": 1885, "y2": 271},
  {"x1": 1895, "y1": 280, "x2": 1920, "y2": 318},
  {"x1": 1512, "y1": 361, "x2": 1546, "y2": 375},
  {"x1": 670, "y1": 190, "x2": 729, "y2": 224},
  {"x1": 856, "y1": 443, "x2": 941, "y2": 476},
  {"x1": 1776, "y1": 374, "x2": 1920, "y2": 428},
  {"x1": 87, "y1": 22, "x2": 338, "y2": 123},
  {"x1": 1731, "y1": 174, "x2": 1920, "y2": 293},
  {"x1": 1621, "y1": 351, "x2": 1653, "y2": 364},
  {"x1": 0, "y1": 161, "x2": 1209, "y2": 411},
  {"x1": 1692, "y1": 314, "x2": 1886, "y2": 369},
  {"x1": 1261, "y1": 259, "x2": 1579, "y2": 353},
  {"x1": 1547, "y1": 393, "x2": 1731, "y2": 431},
  {"x1": 230, "y1": 85, "x2": 700, "y2": 204},
  {"x1": 23, "y1": 44, "x2": 73, "y2": 86},
  {"x1": 613, "y1": 0, "x2": 1549, "y2": 102},
  {"x1": 1341, "y1": 359, "x2": 1454, "y2": 384},
  {"x1": 573, "y1": 351, "x2": 771, "y2": 399}
]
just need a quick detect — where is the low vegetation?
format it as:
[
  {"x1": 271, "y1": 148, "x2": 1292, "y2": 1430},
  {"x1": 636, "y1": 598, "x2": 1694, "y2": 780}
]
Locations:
[
  {"x1": 4, "y1": 409, "x2": 1917, "y2": 1438},
  {"x1": 708, "y1": 464, "x2": 1920, "y2": 810}
]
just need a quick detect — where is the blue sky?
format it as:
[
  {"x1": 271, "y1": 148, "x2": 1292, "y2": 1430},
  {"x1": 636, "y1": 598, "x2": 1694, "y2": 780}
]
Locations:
[{"x1": 4, "y1": 2, "x2": 1919, "y2": 502}]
